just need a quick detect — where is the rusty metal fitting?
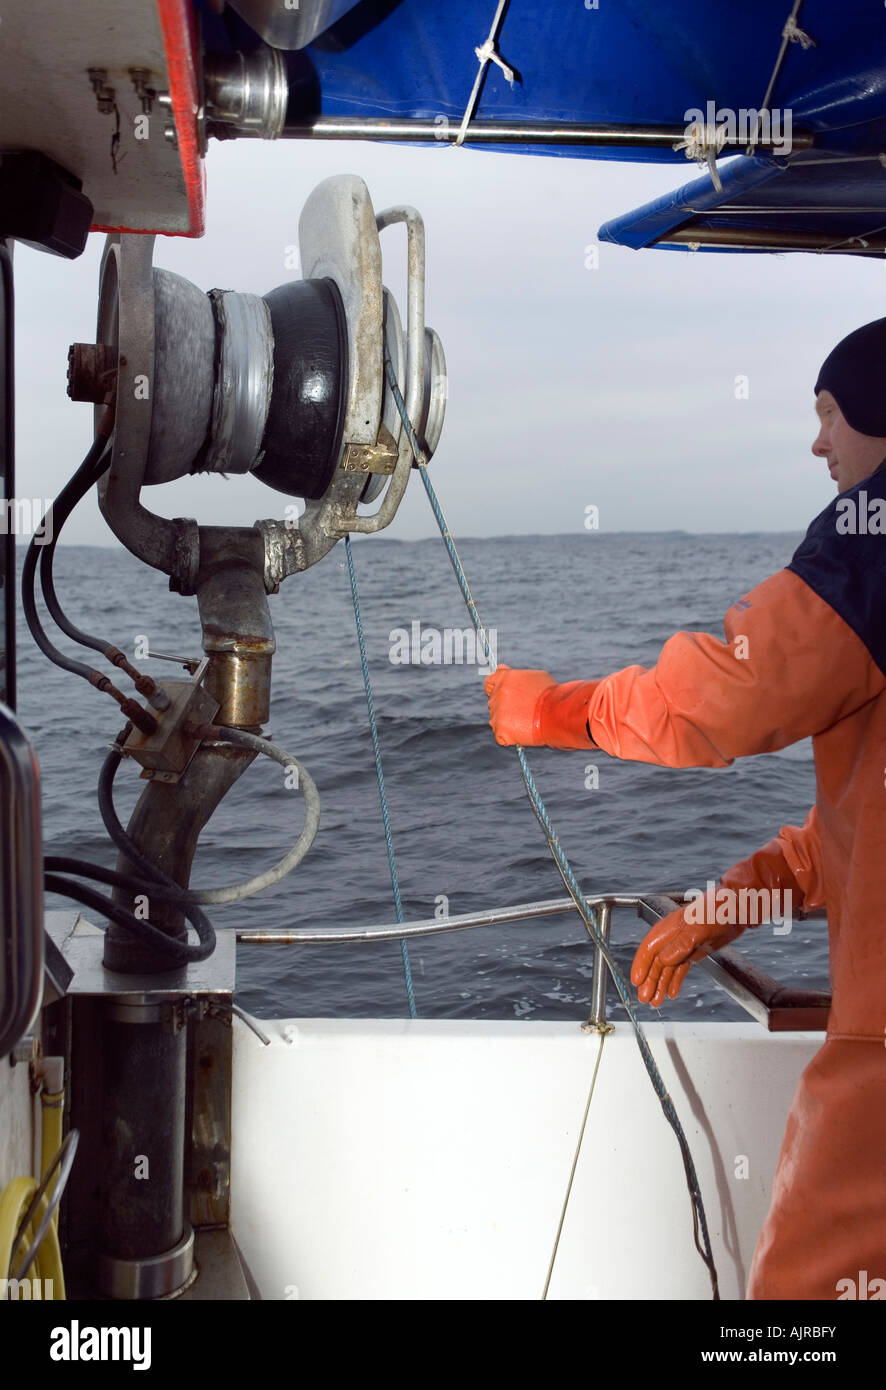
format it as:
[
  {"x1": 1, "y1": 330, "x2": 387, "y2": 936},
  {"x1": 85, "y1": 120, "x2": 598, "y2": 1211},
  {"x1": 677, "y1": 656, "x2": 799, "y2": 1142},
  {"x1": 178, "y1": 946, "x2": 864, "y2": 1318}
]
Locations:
[
  {"x1": 134, "y1": 674, "x2": 173, "y2": 712},
  {"x1": 119, "y1": 698, "x2": 159, "y2": 736},
  {"x1": 104, "y1": 644, "x2": 129, "y2": 669},
  {"x1": 67, "y1": 342, "x2": 118, "y2": 403}
]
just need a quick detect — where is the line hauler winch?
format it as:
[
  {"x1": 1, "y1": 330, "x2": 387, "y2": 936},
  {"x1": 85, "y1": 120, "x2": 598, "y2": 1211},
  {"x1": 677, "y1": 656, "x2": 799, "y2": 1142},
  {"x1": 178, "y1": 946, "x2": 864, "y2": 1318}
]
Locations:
[{"x1": 67, "y1": 174, "x2": 446, "y2": 596}]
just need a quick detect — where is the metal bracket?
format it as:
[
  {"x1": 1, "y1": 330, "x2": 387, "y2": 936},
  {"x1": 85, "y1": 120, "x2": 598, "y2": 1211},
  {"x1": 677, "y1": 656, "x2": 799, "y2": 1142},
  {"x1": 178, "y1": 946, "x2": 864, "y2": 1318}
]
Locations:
[
  {"x1": 341, "y1": 422, "x2": 399, "y2": 475},
  {"x1": 123, "y1": 659, "x2": 218, "y2": 782}
]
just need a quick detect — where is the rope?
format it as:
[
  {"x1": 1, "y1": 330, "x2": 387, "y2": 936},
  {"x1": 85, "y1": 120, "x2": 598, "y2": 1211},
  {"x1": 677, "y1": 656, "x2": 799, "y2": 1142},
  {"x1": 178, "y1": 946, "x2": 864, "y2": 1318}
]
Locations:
[
  {"x1": 542, "y1": 1030, "x2": 606, "y2": 1300},
  {"x1": 345, "y1": 534, "x2": 418, "y2": 1019},
  {"x1": 455, "y1": 0, "x2": 514, "y2": 147},
  {"x1": 382, "y1": 344, "x2": 720, "y2": 1299},
  {"x1": 746, "y1": 0, "x2": 814, "y2": 155},
  {"x1": 672, "y1": 120, "x2": 728, "y2": 191},
  {"x1": 782, "y1": 13, "x2": 815, "y2": 48}
]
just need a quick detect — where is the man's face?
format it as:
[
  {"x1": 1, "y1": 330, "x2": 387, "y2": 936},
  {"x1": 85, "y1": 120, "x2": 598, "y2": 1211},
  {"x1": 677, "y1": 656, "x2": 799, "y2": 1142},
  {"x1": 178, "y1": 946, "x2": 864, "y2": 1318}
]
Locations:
[{"x1": 812, "y1": 389, "x2": 886, "y2": 493}]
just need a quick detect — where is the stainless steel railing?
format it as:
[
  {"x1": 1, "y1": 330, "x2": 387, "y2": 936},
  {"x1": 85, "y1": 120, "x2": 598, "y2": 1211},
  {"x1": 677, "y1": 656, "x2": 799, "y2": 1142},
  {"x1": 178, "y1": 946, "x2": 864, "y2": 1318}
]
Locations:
[{"x1": 236, "y1": 891, "x2": 830, "y2": 1032}]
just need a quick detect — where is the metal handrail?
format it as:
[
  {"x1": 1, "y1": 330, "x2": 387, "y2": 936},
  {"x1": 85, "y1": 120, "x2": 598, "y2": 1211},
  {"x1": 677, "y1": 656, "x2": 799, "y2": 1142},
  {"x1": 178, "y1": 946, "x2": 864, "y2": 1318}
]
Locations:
[{"x1": 236, "y1": 891, "x2": 830, "y2": 1032}]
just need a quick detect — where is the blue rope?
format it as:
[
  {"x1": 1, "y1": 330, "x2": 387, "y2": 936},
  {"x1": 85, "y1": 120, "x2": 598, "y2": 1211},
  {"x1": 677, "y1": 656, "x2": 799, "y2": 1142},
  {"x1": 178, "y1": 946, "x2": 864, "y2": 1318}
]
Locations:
[
  {"x1": 345, "y1": 533, "x2": 418, "y2": 1019},
  {"x1": 382, "y1": 347, "x2": 719, "y2": 1298}
]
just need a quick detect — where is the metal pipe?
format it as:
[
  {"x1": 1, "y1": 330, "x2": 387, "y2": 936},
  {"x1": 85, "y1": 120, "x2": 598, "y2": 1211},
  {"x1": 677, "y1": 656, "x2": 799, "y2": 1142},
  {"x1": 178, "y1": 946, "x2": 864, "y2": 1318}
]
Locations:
[
  {"x1": 587, "y1": 902, "x2": 612, "y2": 1030},
  {"x1": 659, "y1": 225, "x2": 886, "y2": 251},
  {"x1": 99, "y1": 1006, "x2": 185, "y2": 1265},
  {"x1": 235, "y1": 892, "x2": 829, "y2": 1029},
  {"x1": 714, "y1": 205, "x2": 886, "y2": 214},
  {"x1": 203, "y1": 48, "x2": 287, "y2": 138},
  {"x1": 236, "y1": 891, "x2": 681, "y2": 944},
  {"x1": 235, "y1": 891, "x2": 825, "y2": 944},
  {"x1": 196, "y1": 530, "x2": 275, "y2": 727},
  {"x1": 274, "y1": 116, "x2": 814, "y2": 151},
  {"x1": 97, "y1": 534, "x2": 274, "y2": 1298}
]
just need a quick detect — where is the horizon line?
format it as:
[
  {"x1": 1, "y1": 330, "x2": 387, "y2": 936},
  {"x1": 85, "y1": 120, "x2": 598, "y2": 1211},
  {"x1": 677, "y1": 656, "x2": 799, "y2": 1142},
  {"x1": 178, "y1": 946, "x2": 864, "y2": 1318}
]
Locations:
[{"x1": 40, "y1": 527, "x2": 807, "y2": 548}]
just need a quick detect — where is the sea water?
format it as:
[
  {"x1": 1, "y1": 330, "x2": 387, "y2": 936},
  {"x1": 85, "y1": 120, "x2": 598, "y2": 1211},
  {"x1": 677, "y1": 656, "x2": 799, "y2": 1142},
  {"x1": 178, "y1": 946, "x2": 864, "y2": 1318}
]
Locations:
[{"x1": 17, "y1": 531, "x2": 826, "y2": 1023}]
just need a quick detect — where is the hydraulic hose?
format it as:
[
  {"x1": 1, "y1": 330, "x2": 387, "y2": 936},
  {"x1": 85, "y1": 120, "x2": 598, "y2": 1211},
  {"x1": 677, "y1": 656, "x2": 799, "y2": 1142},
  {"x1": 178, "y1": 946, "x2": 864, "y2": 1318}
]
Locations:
[
  {"x1": 45, "y1": 854, "x2": 215, "y2": 905},
  {"x1": 38, "y1": 483, "x2": 170, "y2": 709},
  {"x1": 21, "y1": 434, "x2": 111, "y2": 682},
  {"x1": 21, "y1": 436, "x2": 159, "y2": 739},
  {"x1": 21, "y1": 434, "x2": 159, "y2": 733},
  {"x1": 43, "y1": 871, "x2": 215, "y2": 964},
  {"x1": 98, "y1": 727, "x2": 320, "y2": 905},
  {"x1": 38, "y1": 457, "x2": 112, "y2": 657}
]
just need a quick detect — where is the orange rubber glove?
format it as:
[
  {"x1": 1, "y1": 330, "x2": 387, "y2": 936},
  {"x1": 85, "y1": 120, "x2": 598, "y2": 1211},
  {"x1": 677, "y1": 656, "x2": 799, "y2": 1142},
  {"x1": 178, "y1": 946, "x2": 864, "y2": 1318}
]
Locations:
[
  {"x1": 484, "y1": 664, "x2": 599, "y2": 749},
  {"x1": 630, "y1": 838, "x2": 804, "y2": 1006}
]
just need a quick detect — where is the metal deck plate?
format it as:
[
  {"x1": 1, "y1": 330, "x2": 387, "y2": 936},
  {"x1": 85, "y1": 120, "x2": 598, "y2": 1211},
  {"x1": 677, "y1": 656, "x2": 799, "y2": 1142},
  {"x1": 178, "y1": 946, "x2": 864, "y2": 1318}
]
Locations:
[{"x1": 45, "y1": 910, "x2": 235, "y2": 998}]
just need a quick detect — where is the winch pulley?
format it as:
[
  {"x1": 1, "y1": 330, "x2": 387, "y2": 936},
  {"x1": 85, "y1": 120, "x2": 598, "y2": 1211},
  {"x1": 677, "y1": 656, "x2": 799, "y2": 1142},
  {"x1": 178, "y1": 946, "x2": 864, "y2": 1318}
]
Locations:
[{"x1": 66, "y1": 175, "x2": 447, "y2": 592}]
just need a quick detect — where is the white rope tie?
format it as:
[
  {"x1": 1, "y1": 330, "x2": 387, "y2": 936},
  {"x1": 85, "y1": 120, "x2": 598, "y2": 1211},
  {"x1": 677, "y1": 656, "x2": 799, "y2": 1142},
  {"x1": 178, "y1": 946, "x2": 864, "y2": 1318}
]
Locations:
[
  {"x1": 474, "y1": 36, "x2": 516, "y2": 86},
  {"x1": 673, "y1": 120, "x2": 729, "y2": 191},
  {"x1": 782, "y1": 13, "x2": 816, "y2": 48},
  {"x1": 455, "y1": 0, "x2": 515, "y2": 147}
]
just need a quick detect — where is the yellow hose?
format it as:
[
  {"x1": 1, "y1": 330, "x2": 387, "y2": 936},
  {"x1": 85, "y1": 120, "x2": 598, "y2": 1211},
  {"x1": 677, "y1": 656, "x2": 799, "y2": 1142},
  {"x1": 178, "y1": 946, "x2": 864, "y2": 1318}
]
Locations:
[
  {"x1": 0, "y1": 1176, "x2": 64, "y2": 1299},
  {"x1": 0, "y1": 1074, "x2": 68, "y2": 1299}
]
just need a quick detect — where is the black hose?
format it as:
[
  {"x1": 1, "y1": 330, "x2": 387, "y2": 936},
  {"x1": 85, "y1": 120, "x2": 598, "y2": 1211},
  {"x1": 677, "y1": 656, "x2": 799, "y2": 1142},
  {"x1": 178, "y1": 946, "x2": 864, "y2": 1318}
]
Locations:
[
  {"x1": 40, "y1": 522, "x2": 110, "y2": 656},
  {"x1": 1, "y1": 243, "x2": 17, "y2": 711},
  {"x1": 95, "y1": 740, "x2": 226, "y2": 964},
  {"x1": 21, "y1": 435, "x2": 111, "y2": 679},
  {"x1": 44, "y1": 854, "x2": 210, "y2": 905},
  {"x1": 98, "y1": 743, "x2": 210, "y2": 906},
  {"x1": 44, "y1": 870, "x2": 215, "y2": 964}
]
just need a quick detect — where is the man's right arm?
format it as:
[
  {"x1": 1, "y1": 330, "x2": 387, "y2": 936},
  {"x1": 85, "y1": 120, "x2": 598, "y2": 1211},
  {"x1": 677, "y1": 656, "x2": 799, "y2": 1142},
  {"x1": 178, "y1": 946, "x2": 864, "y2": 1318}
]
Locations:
[{"x1": 587, "y1": 568, "x2": 885, "y2": 767}]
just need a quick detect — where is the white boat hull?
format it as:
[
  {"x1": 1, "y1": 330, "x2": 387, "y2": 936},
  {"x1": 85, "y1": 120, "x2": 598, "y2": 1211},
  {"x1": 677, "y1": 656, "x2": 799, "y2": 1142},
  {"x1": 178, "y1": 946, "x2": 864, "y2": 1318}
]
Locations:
[{"x1": 230, "y1": 1020, "x2": 819, "y2": 1300}]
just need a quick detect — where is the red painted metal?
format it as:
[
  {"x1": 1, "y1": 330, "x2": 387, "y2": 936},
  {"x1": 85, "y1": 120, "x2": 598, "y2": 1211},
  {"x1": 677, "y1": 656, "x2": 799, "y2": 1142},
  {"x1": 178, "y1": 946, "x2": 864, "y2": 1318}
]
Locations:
[{"x1": 92, "y1": 0, "x2": 206, "y2": 238}]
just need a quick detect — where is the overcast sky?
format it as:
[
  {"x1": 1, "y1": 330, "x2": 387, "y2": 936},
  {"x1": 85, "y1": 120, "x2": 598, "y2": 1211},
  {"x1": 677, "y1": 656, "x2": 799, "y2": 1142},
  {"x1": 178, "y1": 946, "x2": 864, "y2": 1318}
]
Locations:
[{"x1": 13, "y1": 136, "x2": 884, "y2": 544}]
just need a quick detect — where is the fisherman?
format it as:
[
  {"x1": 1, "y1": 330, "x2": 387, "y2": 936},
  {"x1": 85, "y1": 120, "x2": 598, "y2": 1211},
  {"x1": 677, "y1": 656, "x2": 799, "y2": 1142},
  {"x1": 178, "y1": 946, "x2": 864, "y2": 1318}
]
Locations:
[{"x1": 485, "y1": 317, "x2": 886, "y2": 1301}]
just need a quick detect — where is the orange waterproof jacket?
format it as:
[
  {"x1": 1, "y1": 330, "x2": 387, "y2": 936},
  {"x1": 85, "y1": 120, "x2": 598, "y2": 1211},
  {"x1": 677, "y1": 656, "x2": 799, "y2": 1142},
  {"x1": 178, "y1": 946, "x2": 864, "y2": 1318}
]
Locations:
[
  {"x1": 584, "y1": 478, "x2": 886, "y2": 1298},
  {"x1": 586, "y1": 564, "x2": 884, "y2": 1042}
]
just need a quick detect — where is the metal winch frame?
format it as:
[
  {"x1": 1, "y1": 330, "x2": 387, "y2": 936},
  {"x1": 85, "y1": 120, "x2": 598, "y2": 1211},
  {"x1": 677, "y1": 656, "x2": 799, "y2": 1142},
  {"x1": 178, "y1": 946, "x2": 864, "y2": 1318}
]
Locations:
[
  {"x1": 90, "y1": 175, "x2": 446, "y2": 595},
  {"x1": 60, "y1": 173, "x2": 447, "y2": 1300}
]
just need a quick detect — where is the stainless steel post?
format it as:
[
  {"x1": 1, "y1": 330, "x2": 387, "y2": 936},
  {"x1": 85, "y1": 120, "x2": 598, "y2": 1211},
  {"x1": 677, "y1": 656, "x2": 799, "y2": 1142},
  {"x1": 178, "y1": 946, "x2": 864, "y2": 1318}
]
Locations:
[{"x1": 583, "y1": 902, "x2": 613, "y2": 1034}]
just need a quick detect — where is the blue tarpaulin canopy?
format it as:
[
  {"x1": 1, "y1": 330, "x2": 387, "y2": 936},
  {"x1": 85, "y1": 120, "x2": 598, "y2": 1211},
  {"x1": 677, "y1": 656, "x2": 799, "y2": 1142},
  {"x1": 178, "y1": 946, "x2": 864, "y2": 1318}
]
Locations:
[
  {"x1": 598, "y1": 152, "x2": 886, "y2": 256},
  {"x1": 201, "y1": 0, "x2": 886, "y2": 255}
]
